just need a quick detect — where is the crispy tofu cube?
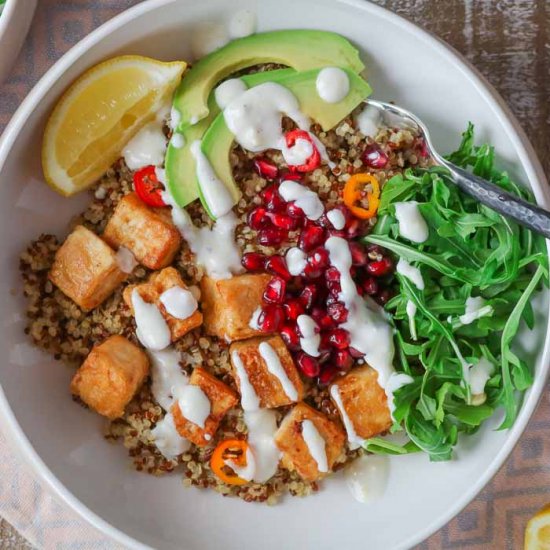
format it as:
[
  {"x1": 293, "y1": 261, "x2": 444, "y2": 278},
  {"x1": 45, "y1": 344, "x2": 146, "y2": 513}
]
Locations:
[
  {"x1": 274, "y1": 402, "x2": 346, "y2": 482},
  {"x1": 200, "y1": 273, "x2": 271, "y2": 341},
  {"x1": 70, "y1": 335, "x2": 149, "y2": 419},
  {"x1": 49, "y1": 225, "x2": 127, "y2": 311},
  {"x1": 123, "y1": 267, "x2": 202, "y2": 341},
  {"x1": 230, "y1": 335, "x2": 304, "y2": 408},
  {"x1": 103, "y1": 192, "x2": 181, "y2": 270},
  {"x1": 330, "y1": 366, "x2": 391, "y2": 440},
  {"x1": 172, "y1": 367, "x2": 238, "y2": 447}
]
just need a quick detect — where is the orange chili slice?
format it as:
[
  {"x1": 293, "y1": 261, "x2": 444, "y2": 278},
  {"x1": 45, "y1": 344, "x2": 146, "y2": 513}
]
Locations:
[
  {"x1": 211, "y1": 439, "x2": 251, "y2": 486},
  {"x1": 343, "y1": 173, "x2": 381, "y2": 219}
]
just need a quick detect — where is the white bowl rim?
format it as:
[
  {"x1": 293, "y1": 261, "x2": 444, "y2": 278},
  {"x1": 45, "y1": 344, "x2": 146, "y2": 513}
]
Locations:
[{"x1": 0, "y1": 0, "x2": 549, "y2": 549}]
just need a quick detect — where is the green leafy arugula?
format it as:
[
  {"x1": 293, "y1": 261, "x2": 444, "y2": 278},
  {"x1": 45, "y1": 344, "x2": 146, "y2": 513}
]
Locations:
[{"x1": 362, "y1": 124, "x2": 548, "y2": 461}]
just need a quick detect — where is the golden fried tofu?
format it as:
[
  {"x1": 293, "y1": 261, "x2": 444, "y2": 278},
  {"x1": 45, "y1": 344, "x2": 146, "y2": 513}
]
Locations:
[
  {"x1": 200, "y1": 273, "x2": 271, "y2": 342},
  {"x1": 274, "y1": 402, "x2": 346, "y2": 482},
  {"x1": 330, "y1": 366, "x2": 391, "y2": 440},
  {"x1": 230, "y1": 335, "x2": 304, "y2": 408},
  {"x1": 103, "y1": 193, "x2": 181, "y2": 270},
  {"x1": 70, "y1": 335, "x2": 149, "y2": 419},
  {"x1": 123, "y1": 267, "x2": 202, "y2": 341},
  {"x1": 172, "y1": 367, "x2": 238, "y2": 447},
  {"x1": 49, "y1": 225, "x2": 127, "y2": 311}
]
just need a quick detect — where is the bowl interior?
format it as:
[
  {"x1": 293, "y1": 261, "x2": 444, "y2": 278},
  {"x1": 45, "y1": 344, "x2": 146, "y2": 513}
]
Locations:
[{"x1": 0, "y1": 1, "x2": 548, "y2": 549}]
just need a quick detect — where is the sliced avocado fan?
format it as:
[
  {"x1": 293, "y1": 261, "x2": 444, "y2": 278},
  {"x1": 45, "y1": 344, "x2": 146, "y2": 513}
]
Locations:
[
  {"x1": 197, "y1": 68, "x2": 372, "y2": 218},
  {"x1": 172, "y1": 30, "x2": 364, "y2": 131}
]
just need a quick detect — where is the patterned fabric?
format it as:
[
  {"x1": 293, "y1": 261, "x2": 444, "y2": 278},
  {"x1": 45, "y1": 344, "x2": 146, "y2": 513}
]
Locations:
[{"x1": 0, "y1": 1, "x2": 546, "y2": 549}]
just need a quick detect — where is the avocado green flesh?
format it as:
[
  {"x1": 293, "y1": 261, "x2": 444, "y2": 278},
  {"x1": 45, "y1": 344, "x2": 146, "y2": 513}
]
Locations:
[
  {"x1": 173, "y1": 30, "x2": 364, "y2": 131},
  {"x1": 166, "y1": 69, "x2": 296, "y2": 207},
  {"x1": 199, "y1": 68, "x2": 372, "y2": 218}
]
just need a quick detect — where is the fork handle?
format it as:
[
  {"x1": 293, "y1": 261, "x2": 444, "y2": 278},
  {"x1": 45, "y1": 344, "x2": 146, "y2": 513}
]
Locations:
[{"x1": 440, "y1": 159, "x2": 550, "y2": 239}]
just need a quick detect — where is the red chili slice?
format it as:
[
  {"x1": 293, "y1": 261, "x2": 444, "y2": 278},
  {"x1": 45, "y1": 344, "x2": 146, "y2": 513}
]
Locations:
[
  {"x1": 133, "y1": 165, "x2": 167, "y2": 207},
  {"x1": 284, "y1": 130, "x2": 321, "y2": 173}
]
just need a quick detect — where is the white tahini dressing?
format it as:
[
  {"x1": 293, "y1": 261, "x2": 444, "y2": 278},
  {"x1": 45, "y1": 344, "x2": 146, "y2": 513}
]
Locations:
[
  {"x1": 148, "y1": 349, "x2": 190, "y2": 458},
  {"x1": 285, "y1": 247, "x2": 307, "y2": 276},
  {"x1": 248, "y1": 307, "x2": 262, "y2": 331},
  {"x1": 281, "y1": 138, "x2": 314, "y2": 166},
  {"x1": 394, "y1": 201, "x2": 429, "y2": 243},
  {"x1": 325, "y1": 236, "x2": 413, "y2": 419},
  {"x1": 231, "y1": 350, "x2": 260, "y2": 411},
  {"x1": 396, "y1": 258, "x2": 425, "y2": 290},
  {"x1": 344, "y1": 454, "x2": 389, "y2": 503},
  {"x1": 385, "y1": 372, "x2": 415, "y2": 415},
  {"x1": 159, "y1": 287, "x2": 198, "y2": 320},
  {"x1": 243, "y1": 409, "x2": 281, "y2": 482},
  {"x1": 170, "y1": 133, "x2": 185, "y2": 149},
  {"x1": 178, "y1": 385, "x2": 211, "y2": 428},
  {"x1": 123, "y1": 121, "x2": 167, "y2": 170},
  {"x1": 151, "y1": 412, "x2": 190, "y2": 459},
  {"x1": 315, "y1": 67, "x2": 350, "y2": 104},
  {"x1": 258, "y1": 341, "x2": 298, "y2": 402},
  {"x1": 301, "y1": 419, "x2": 328, "y2": 472},
  {"x1": 330, "y1": 384, "x2": 363, "y2": 450},
  {"x1": 355, "y1": 103, "x2": 381, "y2": 139},
  {"x1": 190, "y1": 140, "x2": 235, "y2": 218},
  {"x1": 297, "y1": 315, "x2": 321, "y2": 357},
  {"x1": 327, "y1": 209, "x2": 346, "y2": 230},
  {"x1": 228, "y1": 9, "x2": 257, "y2": 39},
  {"x1": 115, "y1": 246, "x2": 137, "y2": 274},
  {"x1": 459, "y1": 296, "x2": 493, "y2": 325},
  {"x1": 406, "y1": 300, "x2": 418, "y2": 341},
  {"x1": 160, "y1": 179, "x2": 243, "y2": 280},
  {"x1": 131, "y1": 289, "x2": 171, "y2": 351},
  {"x1": 214, "y1": 78, "x2": 248, "y2": 110},
  {"x1": 225, "y1": 447, "x2": 256, "y2": 482},
  {"x1": 279, "y1": 180, "x2": 324, "y2": 221},
  {"x1": 468, "y1": 357, "x2": 494, "y2": 396}
]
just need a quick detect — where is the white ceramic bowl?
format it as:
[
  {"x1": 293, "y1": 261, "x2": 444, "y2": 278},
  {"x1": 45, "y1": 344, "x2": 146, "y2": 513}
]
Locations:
[
  {"x1": 0, "y1": 1, "x2": 549, "y2": 549},
  {"x1": 0, "y1": 0, "x2": 37, "y2": 84}
]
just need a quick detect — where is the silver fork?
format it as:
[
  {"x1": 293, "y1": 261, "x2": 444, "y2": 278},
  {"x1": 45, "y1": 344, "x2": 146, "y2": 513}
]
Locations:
[{"x1": 364, "y1": 99, "x2": 550, "y2": 239}]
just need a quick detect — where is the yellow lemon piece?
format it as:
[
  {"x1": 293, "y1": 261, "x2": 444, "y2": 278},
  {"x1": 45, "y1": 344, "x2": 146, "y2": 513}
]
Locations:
[
  {"x1": 525, "y1": 503, "x2": 550, "y2": 549},
  {"x1": 42, "y1": 55, "x2": 186, "y2": 196}
]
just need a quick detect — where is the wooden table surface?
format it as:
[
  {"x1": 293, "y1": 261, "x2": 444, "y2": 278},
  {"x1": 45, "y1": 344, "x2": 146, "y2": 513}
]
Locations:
[{"x1": 0, "y1": 0, "x2": 548, "y2": 548}]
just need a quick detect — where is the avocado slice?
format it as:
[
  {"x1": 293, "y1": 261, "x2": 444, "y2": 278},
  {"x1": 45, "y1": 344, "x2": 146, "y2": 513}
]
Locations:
[
  {"x1": 172, "y1": 30, "x2": 364, "y2": 131},
  {"x1": 165, "y1": 68, "x2": 296, "y2": 207},
  {"x1": 198, "y1": 68, "x2": 372, "y2": 218}
]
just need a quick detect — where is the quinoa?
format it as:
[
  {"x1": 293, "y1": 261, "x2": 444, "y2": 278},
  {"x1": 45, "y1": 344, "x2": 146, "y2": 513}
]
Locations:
[{"x1": 19, "y1": 106, "x2": 428, "y2": 503}]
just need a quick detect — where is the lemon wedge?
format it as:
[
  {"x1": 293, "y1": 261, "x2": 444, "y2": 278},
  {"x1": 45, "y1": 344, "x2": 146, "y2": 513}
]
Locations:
[
  {"x1": 525, "y1": 504, "x2": 550, "y2": 549},
  {"x1": 42, "y1": 55, "x2": 186, "y2": 196}
]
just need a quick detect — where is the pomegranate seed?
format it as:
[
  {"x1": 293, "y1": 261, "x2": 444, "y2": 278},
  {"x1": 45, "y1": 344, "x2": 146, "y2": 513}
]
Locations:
[
  {"x1": 280, "y1": 324, "x2": 300, "y2": 349},
  {"x1": 257, "y1": 304, "x2": 284, "y2": 332},
  {"x1": 327, "y1": 301, "x2": 348, "y2": 324},
  {"x1": 356, "y1": 284, "x2": 365, "y2": 296},
  {"x1": 265, "y1": 255, "x2": 291, "y2": 280},
  {"x1": 307, "y1": 247, "x2": 330, "y2": 270},
  {"x1": 258, "y1": 227, "x2": 287, "y2": 247},
  {"x1": 254, "y1": 158, "x2": 279, "y2": 180},
  {"x1": 299, "y1": 284, "x2": 318, "y2": 310},
  {"x1": 366, "y1": 257, "x2": 393, "y2": 277},
  {"x1": 298, "y1": 223, "x2": 325, "y2": 252},
  {"x1": 296, "y1": 353, "x2": 320, "y2": 378},
  {"x1": 283, "y1": 298, "x2": 305, "y2": 321},
  {"x1": 286, "y1": 202, "x2": 305, "y2": 219},
  {"x1": 376, "y1": 288, "x2": 393, "y2": 305},
  {"x1": 366, "y1": 243, "x2": 383, "y2": 256},
  {"x1": 327, "y1": 280, "x2": 341, "y2": 297},
  {"x1": 346, "y1": 218, "x2": 363, "y2": 239},
  {"x1": 248, "y1": 207, "x2": 270, "y2": 230},
  {"x1": 325, "y1": 267, "x2": 340, "y2": 283},
  {"x1": 327, "y1": 328, "x2": 349, "y2": 349},
  {"x1": 268, "y1": 212, "x2": 298, "y2": 230},
  {"x1": 263, "y1": 276, "x2": 286, "y2": 304},
  {"x1": 362, "y1": 277, "x2": 379, "y2": 295},
  {"x1": 349, "y1": 242, "x2": 368, "y2": 266},
  {"x1": 279, "y1": 171, "x2": 302, "y2": 183},
  {"x1": 349, "y1": 347, "x2": 365, "y2": 358},
  {"x1": 334, "y1": 349, "x2": 353, "y2": 371},
  {"x1": 328, "y1": 229, "x2": 346, "y2": 239},
  {"x1": 241, "y1": 252, "x2": 267, "y2": 272},
  {"x1": 311, "y1": 308, "x2": 334, "y2": 330},
  {"x1": 317, "y1": 348, "x2": 332, "y2": 364},
  {"x1": 261, "y1": 184, "x2": 286, "y2": 212},
  {"x1": 361, "y1": 143, "x2": 389, "y2": 169},
  {"x1": 318, "y1": 365, "x2": 338, "y2": 385}
]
